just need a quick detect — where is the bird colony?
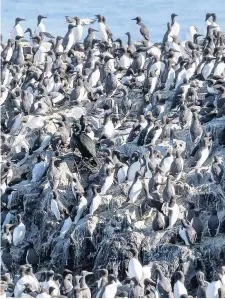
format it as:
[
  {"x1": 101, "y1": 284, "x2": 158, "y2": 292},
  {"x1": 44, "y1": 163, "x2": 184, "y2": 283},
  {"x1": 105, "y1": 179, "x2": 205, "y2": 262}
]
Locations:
[{"x1": 1, "y1": 12, "x2": 225, "y2": 298}]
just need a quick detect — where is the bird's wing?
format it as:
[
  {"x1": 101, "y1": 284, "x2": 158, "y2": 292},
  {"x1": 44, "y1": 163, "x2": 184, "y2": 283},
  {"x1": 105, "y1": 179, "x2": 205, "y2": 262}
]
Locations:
[
  {"x1": 80, "y1": 18, "x2": 96, "y2": 25},
  {"x1": 65, "y1": 16, "x2": 75, "y2": 23},
  {"x1": 42, "y1": 32, "x2": 55, "y2": 39},
  {"x1": 187, "y1": 227, "x2": 197, "y2": 244},
  {"x1": 79, "y1": 132, "x2": 97, "y2": 157},
  {"x1": 140, "y1": 26, "x2": 149, "y2": 41},
  {"x1": 158, "y1": 279, "x2": 171, "y2": 296},
  {"x1": 106, "y1": 26, "x2": 113, "y2": 38},
  {"x1": 62, "y1": 34, "x2": 69, "y2": 50}
]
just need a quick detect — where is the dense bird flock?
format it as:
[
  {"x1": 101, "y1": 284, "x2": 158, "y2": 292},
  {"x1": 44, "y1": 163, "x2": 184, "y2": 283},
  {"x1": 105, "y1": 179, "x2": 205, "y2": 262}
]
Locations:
[{"x1": 1, "y1": 11, "x2": 225, "y2": 298}]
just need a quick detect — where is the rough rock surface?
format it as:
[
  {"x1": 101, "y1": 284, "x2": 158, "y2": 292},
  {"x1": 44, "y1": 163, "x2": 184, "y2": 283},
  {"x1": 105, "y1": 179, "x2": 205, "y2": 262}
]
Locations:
[{"x1": 3, "y1": 87, "x2": 225, "y2": 297}]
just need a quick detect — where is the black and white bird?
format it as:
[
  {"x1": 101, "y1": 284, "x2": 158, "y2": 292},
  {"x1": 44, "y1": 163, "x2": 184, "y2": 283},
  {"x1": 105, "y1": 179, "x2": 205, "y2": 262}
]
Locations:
[
  {"x1": 207, "y1": 209, "x2": 220, "y2": 237},
  {"x1": 132, "y1": 16, "x2": 150, "y2": 41},
  {"x1": 179, "y1": 219, "x2": 197, "y2": 246}
]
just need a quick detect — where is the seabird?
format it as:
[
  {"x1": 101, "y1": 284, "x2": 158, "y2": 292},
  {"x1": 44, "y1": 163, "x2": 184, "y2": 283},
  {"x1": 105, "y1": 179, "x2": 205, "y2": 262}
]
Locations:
[
  {"x1": 207, "y1": 208, "x2": 220, "y2": 237},
  {"x1": 152, "y1": 210, "x2": 166, "y2": 231},
  {"x1": 155, "y1": 268, "x2": 172, "y2": 298},
  {"x1": 170, "y1": 150, "x2": 184, "y2": 181},
  {"x1": 211, "y1": 156, "x2": 224, "y2": 184},
  {"x1": 168, "y1": 196, "x2": 180, "y2": 229},
  {"x1": 59, "y1": 211, "x2": 72, "y2": 239},
  {"x1": 62, "y1": 24, "x2": 76, "y2": 53},
  {"x1": 179, "y1": 219, "x2": 196, "y2": 246},
  {"x1": 36, "y1": 15, "x2": 47, "y2": 35},
  {"x1": 163, "y1": 175, "x2": 175, "y2": 202},
  {"x1": 25, "y1": 242, "x2": 40, "y2": 268},
  {"x1": 132, "y1": 16, "x2": 150, "y2": 41},
  {"x1": 196, "y1": 271, "x2": 209, "y2": 298},
  {"x1": 173, "y1": 271, "x2": 188, "y2": 298},
  {"x1": 127, "y1": 152, "x2": 141, "y2": 183},
  {"x1": 191, "y1": 210, "x2": 204, "y2": 242},
  {"x1": 190, "y1": 112, "x2": 203, "y2": 145},
  {"x1": 13, "y1": 214, "x2": 26, "y2": 246},
  {"x1": 99, "y1": 274, "x2": 117, "y2": 298},
  {"x1": 128, "y1": 171, "x2": 142, "y2": 203},
  {"x1": 129, "y1": 277, "x2": 144, "y2": 298},
  {"x1": 84, "y1": 28, "x2": 99, "y2": 51},
  {"x1": 10, "y1": 17, "x2": 26, "y2": 39},
  {"x1": 100, "y1": 168, "x2": 114, "y2": 195},
  {"x1": 80, "y1": 271, "x2": 93, "y2": 298},
  {"x1": 73, "y1": 16, "x2": 84, "y2": 43},
  {"x1": 95, "y1": 14, "x2": 112, "y2": 43},
  {"x1": 170, "y1": 13, "x2": 180, "y2": 37},
  {"x1": 128, "y1": 248, "x2": 143, "y2": 283}
]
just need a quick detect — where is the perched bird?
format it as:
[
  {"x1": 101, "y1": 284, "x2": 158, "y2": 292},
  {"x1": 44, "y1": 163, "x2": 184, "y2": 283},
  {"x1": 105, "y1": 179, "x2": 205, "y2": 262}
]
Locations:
[
  {"x1": 74, "y1": 192, "x2": 87, "y2": 224},
  {"x1": 59, "y1": 211, "x2": 72, "y2": 239},
  {"x1": 179, "y1": 219, "x2": 196, "y2": 246},
  {"x1": 211, "y1": 156, "x2": 224, "y2": 184},
  {"x1": 168, "y1": 196, "x2": 180, "y2": 229},
  {"x1": 170, "y1": 13, "x2": 180, "y2": 37},
  {"x1": 190, "y1": 112, "x2": 203, "y2": 145},
  {"x1": 206, "y1": 270, "x2": 224, "y2": 298},
  {"x1": 100, "y1": 168, "x2": 114, "y2": 195},
  {"x1": 196, "y1": 271, "x2": 209, "y2": 298},
  {"x1": 173, "y1": 271, "x2": 188, "y2": 298},
  {"x1": 132, "y1": 16, "x2": 150, "y2": 41},
  {"x1": 13, "y1": 214, "x2": 26, "y2": 246},
  {"x1": 36, "y1": 15, "x2": 47, "y2": 35},
  {"x1": 170, "y1": 150, "x2": 184, "y2": 181},
  {"x1": 163, "y1": 175, "x2": 176, "y2": 202},
  {"x1": 129, "y1": 277, "x2": 144, "y2": 298},
  {"x1": 207, "y1": 209, "x2": 220, "y2": 237},
  {"x1": 25, "y1": 241, "x2": 40, "y2": 267},
  {"x1": 31, "y1": 155, "x2": 47, "y2": 182},
  {"x1": 63, "y1": 24, "x2": 76, "y2": 53},
  {"x1": 152, "y1": 210, "x2": 166, "y2": 231},
  {"x1": 10, "y1": 17, "x2": 26, "y2": 39},
  {"x1": 127, "y1": 152, "x2": 141, "y2": 183},
  {"x1": 95, "y1": 14, "x2": 113, "y2": 43},
  {"x1": 128, "y1": 248, "x2": 143, "y2": 283},
  {"x1": 89, "y1": 185, "x2": 102, "y2": 215},
  {"x1": 71, "y1": 122, "x2": 98, "y2": 164},
  {"x1": 191, "y1": 210, "x2": 204, "y2": 242},
  {"x1": 155, "y1": 268, "x2": 172, "y2": 298},
  {"x1": 128, "y1": 171, "x2": 142, "y2": 203},
  {"x1": 1, "y1": 10, "x2": 225, "y2": 296},
  {"x1": 99, "y1": 274, "x2": 117, "y2": 298},
  {"x1": 192, "y1": 137, "x2": 211, "y2": 169}
]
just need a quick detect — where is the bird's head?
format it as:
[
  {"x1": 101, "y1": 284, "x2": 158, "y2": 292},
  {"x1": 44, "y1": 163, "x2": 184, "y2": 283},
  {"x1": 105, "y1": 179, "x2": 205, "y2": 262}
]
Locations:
[
  {"x1": 15, "y1": 17, "x2": 26, "y2": 26},
  {"x1": 131, "y1": 16, "x2": 141, "y2": 23}
]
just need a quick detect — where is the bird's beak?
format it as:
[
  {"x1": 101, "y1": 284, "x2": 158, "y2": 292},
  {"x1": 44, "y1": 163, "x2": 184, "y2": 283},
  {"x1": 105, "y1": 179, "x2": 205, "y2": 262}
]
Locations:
[
  {"x1": 94, "y1": 29, "x2": 99, "y2": 32},
  {"x1": 87, "y1": 272, "x2": 93, "y2": 275},
  {"x1": 175, "y1": 14, "x2": 178, "y2": 17},
  {"x1": 42, "y1": 16, "x2": 47, "y2": 19},
  {"x1": 131, "y1": 18, "x2": 137, "y2": 20},
  {"x1": 21, "y1": 19, "x2": 26, "y2": 21}
]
